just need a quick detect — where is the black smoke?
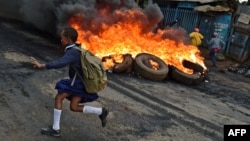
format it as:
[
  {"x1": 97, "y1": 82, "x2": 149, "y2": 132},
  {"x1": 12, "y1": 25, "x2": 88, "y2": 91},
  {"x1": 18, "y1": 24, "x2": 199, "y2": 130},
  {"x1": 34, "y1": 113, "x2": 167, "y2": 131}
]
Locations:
[
  {"x1": 0, "y1": 0, "x2": 163, "y2": 35},
  {"x1": 0, "y1": 0, "x2": 188, "y2": 44}
]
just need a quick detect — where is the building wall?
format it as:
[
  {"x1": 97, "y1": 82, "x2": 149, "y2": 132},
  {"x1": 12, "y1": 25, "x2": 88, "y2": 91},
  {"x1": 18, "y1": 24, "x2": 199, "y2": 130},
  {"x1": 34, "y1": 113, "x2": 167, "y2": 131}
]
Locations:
[
  {"x1": 199, "y1": 13, "x2": 232, "y2": 48},
  {"x1": 226, "y1": 5, "x2": 250, "y2": 62},
  {"x1": 158, "y1": 1, "x2": 232, "y2": 50}
]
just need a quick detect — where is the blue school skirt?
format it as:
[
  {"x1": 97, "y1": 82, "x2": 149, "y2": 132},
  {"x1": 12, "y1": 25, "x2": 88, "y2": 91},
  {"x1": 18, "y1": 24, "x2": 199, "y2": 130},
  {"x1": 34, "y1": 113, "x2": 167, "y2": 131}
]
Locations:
[{"x1": 55, "y1": 79, "x2": 99, "y2": 103}]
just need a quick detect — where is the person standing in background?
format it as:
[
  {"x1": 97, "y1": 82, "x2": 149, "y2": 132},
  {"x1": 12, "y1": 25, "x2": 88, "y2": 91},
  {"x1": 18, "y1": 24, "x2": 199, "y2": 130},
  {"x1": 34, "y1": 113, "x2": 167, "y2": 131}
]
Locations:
[
  {"x1": 170, "y1": 18, "x2": 181, "y2": 28},
  {"x1": 189, "y1": 28, "x2": 204, "y2": 47},
  {"x1": 208, "y1": 32, "x2": 225, "y2": 67}
]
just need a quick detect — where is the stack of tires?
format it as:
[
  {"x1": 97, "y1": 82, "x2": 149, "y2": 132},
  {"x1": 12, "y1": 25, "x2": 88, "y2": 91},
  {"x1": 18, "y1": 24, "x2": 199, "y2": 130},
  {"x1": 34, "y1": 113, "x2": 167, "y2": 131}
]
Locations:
[{"x1": 112, "y1": 53, "x2": 206, "y2": 85}]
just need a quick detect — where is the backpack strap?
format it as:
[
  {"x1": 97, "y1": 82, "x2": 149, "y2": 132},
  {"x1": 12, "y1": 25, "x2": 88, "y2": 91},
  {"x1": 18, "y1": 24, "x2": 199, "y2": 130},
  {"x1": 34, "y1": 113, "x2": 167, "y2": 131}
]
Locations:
[
  {"x1": 70, "y1": 46, "x2": 85, "y2": 86},
  {"x1": 70, "y1": 70, "x2": 77, "y2": 86},
  {"x1": 73, "y1": 46, "x2": 87, "y2": 54},
  {"x1": 73, "y1": 46, "x2": 89, "y2": 71},
  {"x1": 71, "y1": 64, "x2": 87, "y2": 87}
]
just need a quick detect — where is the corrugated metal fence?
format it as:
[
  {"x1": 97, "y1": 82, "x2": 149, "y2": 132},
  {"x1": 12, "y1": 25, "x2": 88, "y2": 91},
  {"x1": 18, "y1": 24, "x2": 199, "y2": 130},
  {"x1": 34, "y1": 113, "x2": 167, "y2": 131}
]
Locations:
[{"x1": 160, "y1": 7, "x2": 200, "y2": 34}]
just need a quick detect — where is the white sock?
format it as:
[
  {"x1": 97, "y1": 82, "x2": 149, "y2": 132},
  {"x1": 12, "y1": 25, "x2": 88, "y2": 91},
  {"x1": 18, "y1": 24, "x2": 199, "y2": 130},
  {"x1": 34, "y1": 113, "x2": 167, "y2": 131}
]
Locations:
[
  {"x1": 52, "y1": 109, "x2": 62, "y2": 130},
  {"x1": 83, "y1": 106, "x2": 102, "y2": 115}
]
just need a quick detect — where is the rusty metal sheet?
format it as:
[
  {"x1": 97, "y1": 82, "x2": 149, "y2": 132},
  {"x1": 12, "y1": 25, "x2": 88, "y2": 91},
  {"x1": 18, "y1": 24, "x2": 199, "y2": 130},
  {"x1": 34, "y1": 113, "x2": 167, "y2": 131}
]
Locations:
[
  {"x1": 166, "y1": 0, "x2": 223, "y2": 4},
  {"x1": 193, "y1": 5, "x2": 230, "y2": 12},
  {"x1": 234, "y1": 5, "x2": 250, "y2": 34},
  {"x1": 238, "y1": 13, "x2": 250, "y2": 24}
]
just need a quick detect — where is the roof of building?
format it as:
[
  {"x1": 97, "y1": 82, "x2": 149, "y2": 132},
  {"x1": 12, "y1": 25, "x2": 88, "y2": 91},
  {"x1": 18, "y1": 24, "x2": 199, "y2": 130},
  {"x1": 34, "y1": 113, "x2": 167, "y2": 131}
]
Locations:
[
  {"x1": 168, "y1": 0, "x2": 223, "y2": 3},
  {"x1": 194, "y1": 5, "x2": 231, "y2": 12}
]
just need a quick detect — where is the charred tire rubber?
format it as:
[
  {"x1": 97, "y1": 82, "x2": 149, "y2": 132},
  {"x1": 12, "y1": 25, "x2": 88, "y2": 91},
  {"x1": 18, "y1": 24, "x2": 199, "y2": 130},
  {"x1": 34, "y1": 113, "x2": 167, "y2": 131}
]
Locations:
[
  {"x1": 182, "y1": 60, "x2": 205, "y2": 73},
  {"x1": 169, "y1": 65, "x2": 203, "y2": 85},
  {"x1": 113, "y1": 54, "x2": 133, "y2": 73},
  {"x1": 133, "y1": 53, "x2": 169, "y2": 81}
]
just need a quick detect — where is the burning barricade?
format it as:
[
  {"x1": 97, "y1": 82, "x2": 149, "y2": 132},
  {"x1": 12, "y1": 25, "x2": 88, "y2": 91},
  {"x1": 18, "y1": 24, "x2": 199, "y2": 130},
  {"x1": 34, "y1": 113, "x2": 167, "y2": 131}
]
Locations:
[
  {"x1": 18, "y1": 0, "x2": 208, "y2": 84},
  {"x1": 64, "y1": 2, "x2": 207, "y2": 84}
]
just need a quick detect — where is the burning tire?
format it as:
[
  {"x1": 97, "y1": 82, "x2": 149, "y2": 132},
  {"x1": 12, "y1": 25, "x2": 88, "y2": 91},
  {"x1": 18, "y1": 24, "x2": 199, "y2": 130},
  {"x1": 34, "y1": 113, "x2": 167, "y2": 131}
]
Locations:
[
  {"x1": 133, "y1": 53, "x2": 169, "y2": 81},
  {"x1": 182, "y1": 60, "x2": 204, "y2": 73},
  {"x1": 169, "y1": 60, "x2": 205, "y2": 85},
  {"x1": 113, "y1": 54, "x2": 133, "y2": 73}
]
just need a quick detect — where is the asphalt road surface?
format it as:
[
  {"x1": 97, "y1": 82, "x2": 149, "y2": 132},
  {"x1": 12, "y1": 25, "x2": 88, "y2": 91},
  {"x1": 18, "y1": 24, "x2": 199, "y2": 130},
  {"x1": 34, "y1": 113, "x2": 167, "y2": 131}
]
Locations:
[{"x1": 0, "y1": 17, "x2": 250, "y2": 141}]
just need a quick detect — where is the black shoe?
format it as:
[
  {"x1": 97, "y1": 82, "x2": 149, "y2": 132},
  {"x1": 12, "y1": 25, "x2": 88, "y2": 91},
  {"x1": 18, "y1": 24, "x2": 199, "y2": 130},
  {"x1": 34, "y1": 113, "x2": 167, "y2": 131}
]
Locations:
[
  {"x1": 41, "y1": 126, "x2": 61, "y2": 137},
  {"x1": 99, "y1": 108, "x2": 109, "y2": 127}
]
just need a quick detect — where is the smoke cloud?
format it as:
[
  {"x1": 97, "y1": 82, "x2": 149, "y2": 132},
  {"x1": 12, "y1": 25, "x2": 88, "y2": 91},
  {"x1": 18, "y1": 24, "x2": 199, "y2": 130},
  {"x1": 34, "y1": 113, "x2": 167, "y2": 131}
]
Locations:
[
  {"x1": 0, "y1": 0, "x2": 188, "y2": 43},
  {"x1": 20, "y1": 0, "x2": 56, "y2": 33},
  {"x1": 0, "y1": 0, "x2": 163, "y2": 34}
]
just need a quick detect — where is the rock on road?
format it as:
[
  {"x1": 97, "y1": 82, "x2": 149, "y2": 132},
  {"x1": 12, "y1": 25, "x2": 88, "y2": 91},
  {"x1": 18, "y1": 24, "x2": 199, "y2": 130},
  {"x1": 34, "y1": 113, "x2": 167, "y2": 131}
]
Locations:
[{"x1": 0, "y1": 17, "x2": 250, "y2": 141}]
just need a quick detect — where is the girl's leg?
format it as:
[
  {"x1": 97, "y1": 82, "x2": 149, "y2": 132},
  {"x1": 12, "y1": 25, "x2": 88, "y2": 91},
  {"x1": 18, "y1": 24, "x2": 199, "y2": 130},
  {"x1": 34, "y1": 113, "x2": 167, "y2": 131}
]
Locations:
[
  {"x1": 53, "y1": 93, "x2": 70, "y2": 130},
  {"x1": 69, "y1": 96, "x2": 83, "y2": 112},
  {"x1": 41, "y1": 92, "x2": 69, "y2": 136},
  {"x1": 70, "y1": 96, "x2": 109, "y2": 127},
  {"x1": 70, "y1": 96, "x2": 102, "y2": 114},
  {"x1": 55, "y1": 92, "x2": 70, "y2": 110}
]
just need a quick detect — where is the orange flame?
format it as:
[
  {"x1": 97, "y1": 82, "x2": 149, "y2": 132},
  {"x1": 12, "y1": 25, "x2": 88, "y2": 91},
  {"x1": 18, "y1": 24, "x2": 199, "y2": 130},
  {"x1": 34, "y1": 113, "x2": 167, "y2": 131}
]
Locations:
[
  {"x1": 69, "y1": 9, "x2": 207, "y2": 74},
  {"x1": 149, "y1": 59, "x2": 160, "y2": 70}
]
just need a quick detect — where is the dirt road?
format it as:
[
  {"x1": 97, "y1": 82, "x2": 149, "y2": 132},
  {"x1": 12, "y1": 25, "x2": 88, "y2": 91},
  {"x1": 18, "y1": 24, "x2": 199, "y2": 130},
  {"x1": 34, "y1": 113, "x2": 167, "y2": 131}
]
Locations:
[{"x1": 0, "y1": 17, "x2": 250, "y2": 141}]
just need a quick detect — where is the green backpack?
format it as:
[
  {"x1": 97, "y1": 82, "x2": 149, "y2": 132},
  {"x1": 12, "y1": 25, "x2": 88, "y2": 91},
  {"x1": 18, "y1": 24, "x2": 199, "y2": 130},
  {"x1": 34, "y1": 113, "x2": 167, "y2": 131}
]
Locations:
[{"x1": 73, "y1": 46, "x2": 107, "y2": 93}]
